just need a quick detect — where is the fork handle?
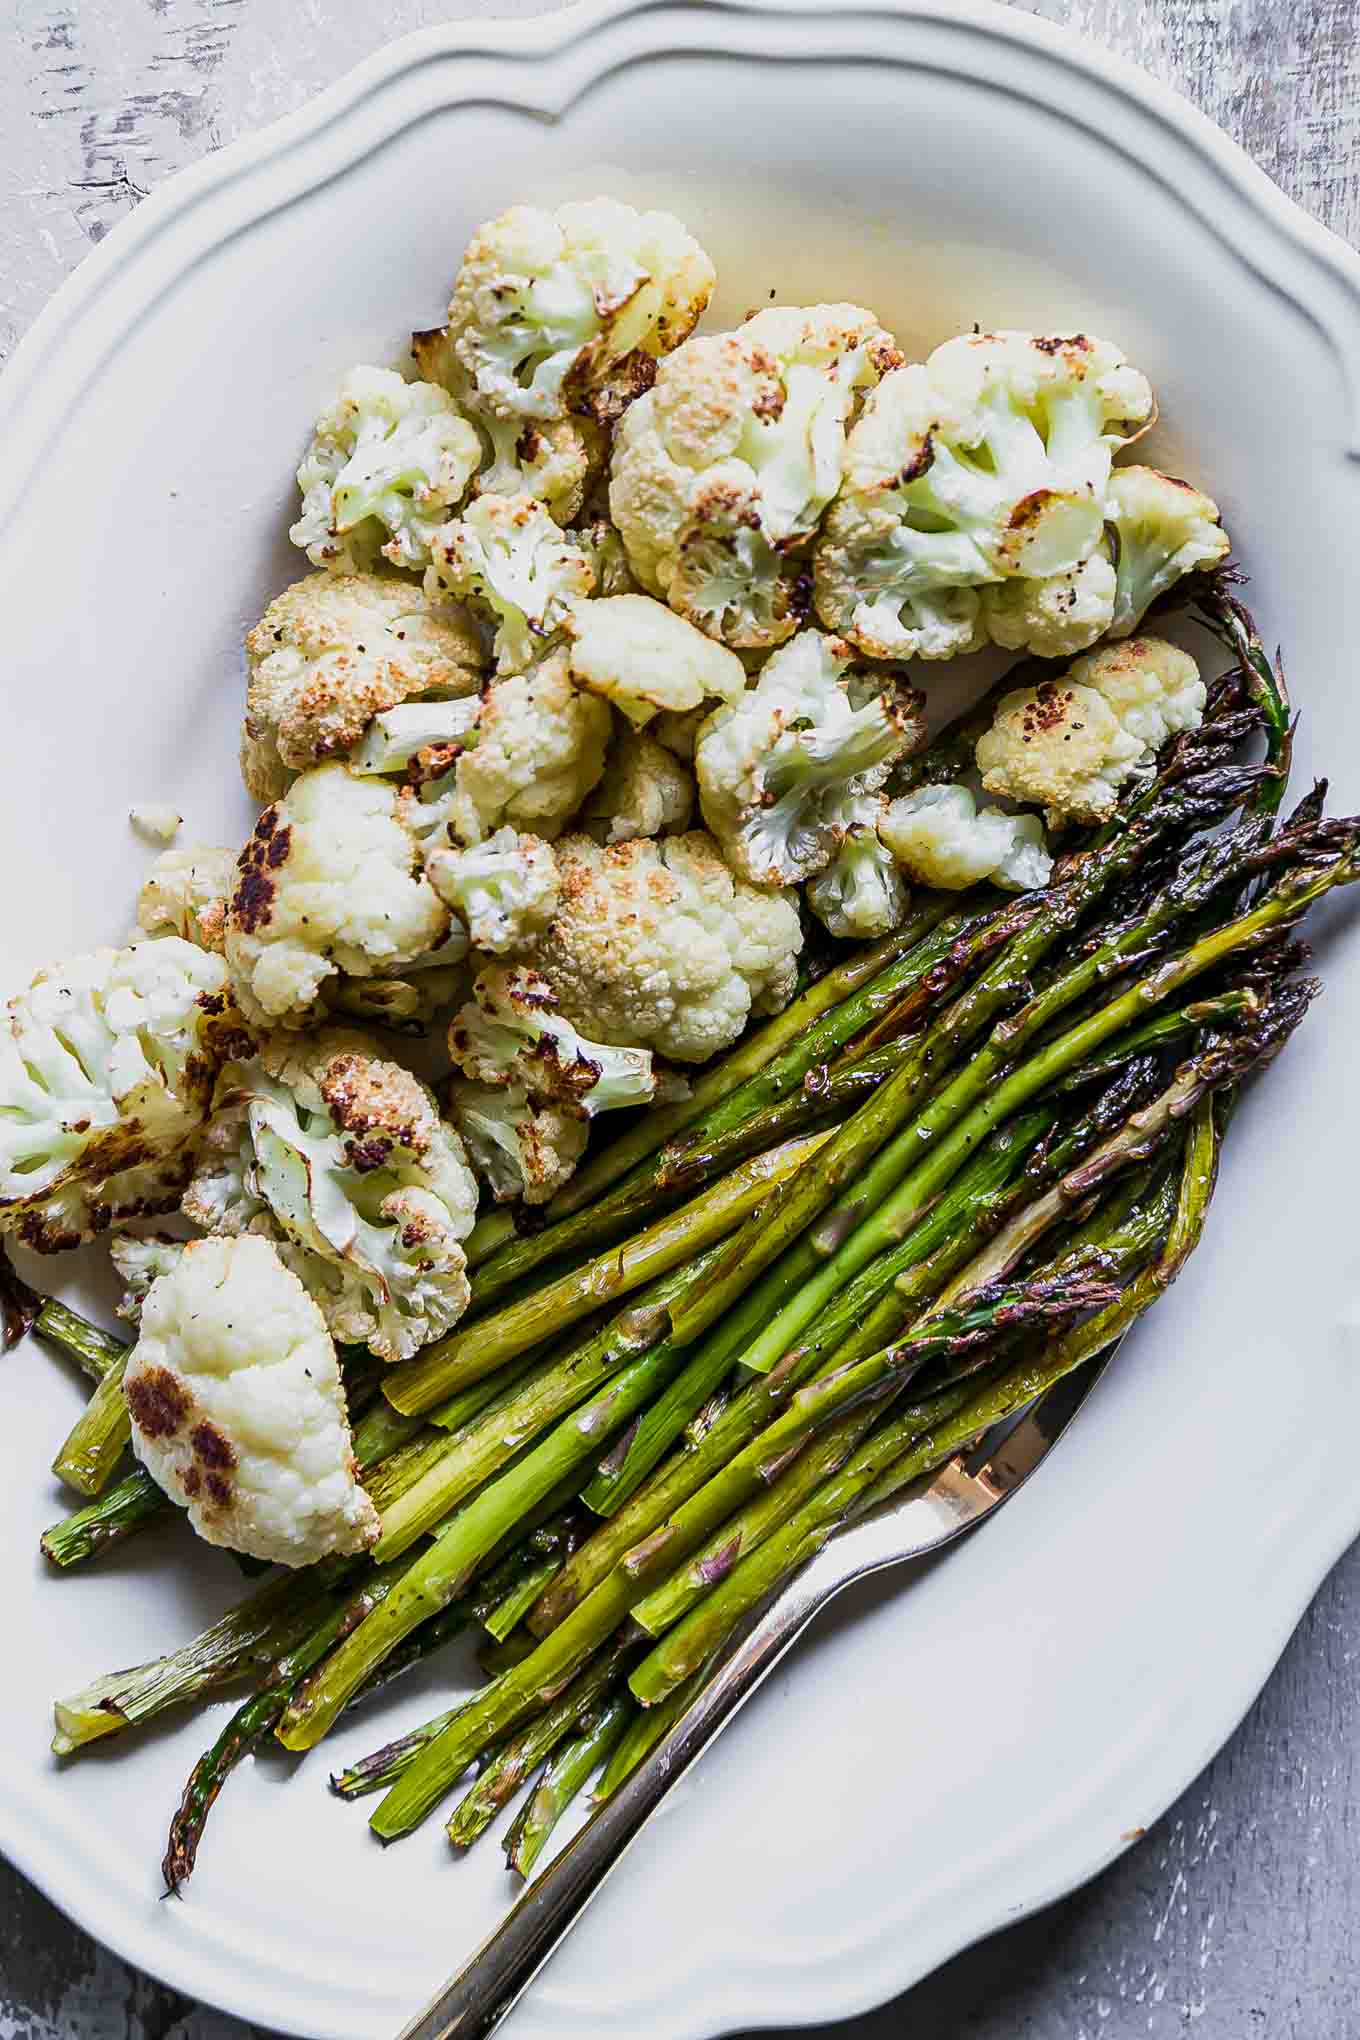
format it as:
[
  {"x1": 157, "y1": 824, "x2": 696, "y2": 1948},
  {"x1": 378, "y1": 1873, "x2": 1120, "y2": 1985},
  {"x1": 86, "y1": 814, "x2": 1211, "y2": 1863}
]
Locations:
[{"x1": 397, "y1": 1574, "x2": 828, "y2": 2040}]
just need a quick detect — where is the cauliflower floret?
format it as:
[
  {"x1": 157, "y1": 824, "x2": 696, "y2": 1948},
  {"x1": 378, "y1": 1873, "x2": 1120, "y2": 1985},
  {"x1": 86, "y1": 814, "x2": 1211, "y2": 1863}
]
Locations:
[
  {"x1": 694, "y1": 628, "x2": 925, "y2": 886},
  {"x1": 123, "y1": 1234, "x2": 378, "y2": 1566},
  {"x1": 565, "y1": 593, "x2": 746, "y2": 728},
  {"x1": 805, "y1": 795, "x2": 910, "y2": 940},
  {"x1": 449, "y1": 963, "x2": 655, "y2": 1117},
  {"x1": 572, "y1": 519, "x2": 640, "y2": 597},
  {"x1": 975, "y1": 636, "x2": 1205, "y2": 825},
  {"x1": 327, "y1": 961, "x2": 467, "y2": 1035},
  {"x1": 610, "y1": 304, "x2": 903, "y2": 648},
  {"x1": 412, "y1": 324, "x2": 606, "y2": 524},
  {"x1": 109, "y1": 1233, "x2": 187, "y2": 1323},
  {"x1": 815, "y1": 331, "x2": 1153, "y2": 659},
  {"x1": 241, "y1": 571, "x2": 484, "y2": 800},
  {"x1": 347, "y1": 697, "x2": 483, "y2": 779},
  {"x1": 184, "y1": 1032, "x2": 479, "y2": 1364},
  {"x1": 527, "y1": 831, "x2": 802, "y2": 1063},
  {"x1": 582, "y1": 727, "x2": 694, "y2": 844},
  {"x1": 445, "y1": 198, "x2": 715, "y2": 424},
  {"x1": 425, "y1": 828, "x2": 560, "y2": 954},
  {"x1": 1105, "y1": 467, "x2": 1230, "y2": 636},
  {"x1": 978, "y1": 468, "x2": 1228, "y2": 657},
  {"x1": 16, "y1": 1148, "x2": 200, "y2": 1257},
  {"x1": 446, "y1": 1079, "x2": 587, "y2": 1206},
  {"x1": 408, "y1": 651, "x2": 610, "y2": 848},
  {"x1": 427, "y1": 493, "x2": 595, "y2": 675},
  {"x1": 0, "y1": 938, "x2": 250, "y2": 1250},
  {"x1": 225, "y1": 764, "x2": 452, "y2": 1029},
  {"x1": 290, "y1": 367, "x2": 481, "y2": 574},
  {"x1": 978, "y1": 550, "x2": 1119, "y2": 660},
  {"x1": 880, "y1": 784, "x2": 1053, "y2": 893},
  {"x1": 136, "y1": 846, "x2": 236, "y2": 953},
  {"x1": 129, "y1": 805, "x2": 182, "y2": 846}
]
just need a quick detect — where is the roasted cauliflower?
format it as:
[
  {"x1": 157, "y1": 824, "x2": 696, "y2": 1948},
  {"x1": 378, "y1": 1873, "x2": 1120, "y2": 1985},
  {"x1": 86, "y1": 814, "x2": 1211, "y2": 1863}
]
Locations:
[
  {"x1": 978, "y1": 466, "x2": 1229, "y2": 658},
  {"x1": 183, "y1": 1032, "x2": 479, "y2": 1364},
  {"x1": 406, "y1": 651, "x2": 610, "y2": 848},
  {"x1": 135, "y1": 846, "x2": 236, "y2": 953},
  {"x1": 805, "y1": 796, "x2": 910, "y2": 939},
  {"x1": 527, "y1": 831, "x2": 802, "y2": 1062},
  {"x1": 445, "y1": 1080, "x2": 587, "y2": 1206},
  {"x1": 0, "y1": 938, "x2": 250, "y2": 1252},
  {"x1": 241, "y1": 571, "x2": 484, "y2": 800},
  {"x1": 411, "y1": 323, "x2": 605, "y2": 524},
  {"x1": 1105, "y1": 466, "x2": 1230, "y2": 636},
  {"x1": 880, "y1": 784, "x2": 1053, "y2": 892},
  {"x1": 582, "y1": 726, "x2": 695, "y2": 844},
  {"x1": 694, "y1": 628, "x2": 925, "y2": 886},
  {"x1": 564, "y1": 593, "x2": 746, "y2": 727},
  {"x1": 123, "y1": 1233, "x2": 379, "y2": 1566},
  {"x1": 814, "y1": 330, "x2": 1154, "y2": 659},
  {"x1": 426, "y1": 493, "x2": 595, "y2": 675},
  {"x1": 975, "y1": 636, "x2": 1205, "y2": 825},
  {"x1": 224, "y1": 764, "x2": 452, "y2": 1028},
  {"x1": 445, "y1": 198, "x2": 715, "y2": 424},
  {"x1": 449, "y1": 963, "x2": 655, "y2": 1116},
  {"x1": 424, "y1": 828, "x2": 560, "y2": 954},
  {"x1": 610, "y1": 304, "x2": 903, "y2": 648},
  {"x1": 290, "y1": 367, "x2": 481, "y2": 574}
]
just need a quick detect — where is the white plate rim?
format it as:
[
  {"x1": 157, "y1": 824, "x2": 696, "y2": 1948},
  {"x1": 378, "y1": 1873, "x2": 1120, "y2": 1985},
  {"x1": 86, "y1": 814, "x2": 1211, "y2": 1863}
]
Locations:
[{"x1": 2, "y1": 3, "x2": 1360, "y2": 2034}]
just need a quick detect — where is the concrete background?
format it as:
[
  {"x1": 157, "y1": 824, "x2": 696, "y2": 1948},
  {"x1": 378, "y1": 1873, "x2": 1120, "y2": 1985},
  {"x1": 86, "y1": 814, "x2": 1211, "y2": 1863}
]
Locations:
[{"x1": 3, "y1": 1, "x2": 1358, "y2": 2034}]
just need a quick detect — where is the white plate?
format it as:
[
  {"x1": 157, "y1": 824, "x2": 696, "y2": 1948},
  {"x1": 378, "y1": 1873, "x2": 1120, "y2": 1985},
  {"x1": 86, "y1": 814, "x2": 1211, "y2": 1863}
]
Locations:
[{"x1": 3, "y1": 2, "x2": 1360, "y2": 2035}]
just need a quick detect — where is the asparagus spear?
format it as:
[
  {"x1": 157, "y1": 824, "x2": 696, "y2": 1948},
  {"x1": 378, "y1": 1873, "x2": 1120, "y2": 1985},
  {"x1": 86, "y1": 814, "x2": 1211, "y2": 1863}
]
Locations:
[
  {"x1": 628, "y1": 1368, "x2": 1005, "y2": 1640},
  {"x1": 52, "y1": 1560, "x2": 358, "y2": 1755},
  {"x1": 445, "y1": 1639, "x2": 633, "y2": 1849},
  {"x1": 675, "y1": 799, "x2": 1344, "y2": 1369},
  {"x1": 161, "y1": 1558, "x2": 416, "y2": 1892},
  {"x1": 374, "y1": 1247, "x2": 727, "y2": 1562},
  {"x1": 484, "y1": 1558, "x2": 563, "y2": 1643},
  {"x1": 668, "y1": 755, "x2": 1272, "y2": 1351},
  {"x1": 593, "y1": 1660, "x2": 714, "y2": 1801},
  {"x1": 504, "y1": 1695, "x2": 633, "y2": 1878},
  {"x1": 627, "y1": 1183, "x2": 1180, "y2": 1707},
  {"x1": 279, "y1": 1297, "x2": 714, "y2": 1748},
  {"x1": 383, "y1": 1130, "x2": 832, "y2": 1415},
  {"x1": 531, "y1": 907, "x2": 961, "y2": 1227},
  {"x1": 41, "y1": 1469, "x2": 169, "y2": 1568},
  {"x1": 1052, "y1": 989, "x2": 1261, "y2": 1091},
  {"x1": 463, "y1": 902, "x2": 975, "y2": 1306}
]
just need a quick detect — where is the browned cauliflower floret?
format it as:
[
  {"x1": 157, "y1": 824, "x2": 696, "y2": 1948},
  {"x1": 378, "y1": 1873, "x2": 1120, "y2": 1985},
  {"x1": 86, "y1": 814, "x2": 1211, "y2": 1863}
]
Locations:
[
  {"x1": 527, "y1": 832, "x2": 802, "y2": 1063},
  {"x1": 815, "y1": 331, "x2": 1154, "y2": 660},
  {"x1": 241, "y1": 571, "x2": 484, "y2": 801},
  {"x1": 225, "y1": 765, "x2": 453, "y2": 1029},
  {"x1": 582, "y1": 726, "x2": 695, "y2": 844},
  {"x1": 444, "y1": 198, "x2": 716, "y2": 425},
  {"x1": 975, "y1": 637, "x2": 1205, "y2": 826},
  {"x1": 183, "y1": 1030, "x2": 479, "y2": 1364},
  {"x1": 565, "y1": 593, "x2": 746, "y2": 727},
  {"x1": 610, "y1": 304, "x2": 903, "y2": 648},
  {"x1": 401, "y1": 651, "x2": 611, "y2": 848},
  {"x1": 135, "y1": 846, "x2": 236, "y2": 953}
]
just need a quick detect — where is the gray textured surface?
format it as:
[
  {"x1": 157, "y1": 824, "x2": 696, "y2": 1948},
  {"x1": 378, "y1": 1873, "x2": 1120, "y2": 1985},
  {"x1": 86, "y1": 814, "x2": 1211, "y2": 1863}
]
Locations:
[{"x1": 3, "y1": 1, "x2": 1358, "y2": 2034}]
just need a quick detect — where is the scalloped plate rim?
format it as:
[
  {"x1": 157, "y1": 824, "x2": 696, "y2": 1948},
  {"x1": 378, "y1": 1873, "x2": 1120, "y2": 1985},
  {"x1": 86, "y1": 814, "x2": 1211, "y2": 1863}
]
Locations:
[{"x1": 2, "y1": 3, "x2": 1360, "y2": 2036}]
